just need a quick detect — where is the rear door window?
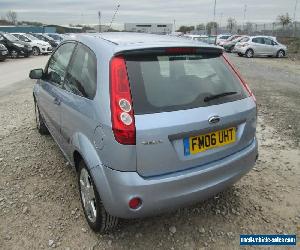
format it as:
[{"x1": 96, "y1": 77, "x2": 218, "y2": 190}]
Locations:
[
  {"x1": 126, "y1": 53, "x2": 248, "y2": 115},
  {"x1": 264, "y1": 38, "x2": 273, "y2": 45},
  {"x1": 64, "y1": 43, "x2": 97, "y2": 99},
  {"x1": 252, "y1": 37, "x2": 264, "y2": 44}
]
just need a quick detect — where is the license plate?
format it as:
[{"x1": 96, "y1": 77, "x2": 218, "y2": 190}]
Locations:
[
  {"x1": 183, "y1": 127, "x2": 236, "y2": 156},
  {"x1": 2, "y1": 51, "x2": 7, "y2": 55}
]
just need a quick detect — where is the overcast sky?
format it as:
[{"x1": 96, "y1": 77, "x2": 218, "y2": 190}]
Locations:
[{"x1": 0, "y1": 0, "x2": 298, "y2": 28}]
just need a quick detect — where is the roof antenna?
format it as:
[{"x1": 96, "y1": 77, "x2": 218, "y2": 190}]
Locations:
[{"x1": 109, "y1": 4, "x2": 120, "y2": 31}]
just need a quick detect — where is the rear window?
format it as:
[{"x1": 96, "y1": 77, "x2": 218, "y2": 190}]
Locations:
[
  {"x1": 125, "y1": 54, "x2": 248, "y2": 115},
  {"x1": 220, "y1": 36, "x2": 230, "y2": 39}
]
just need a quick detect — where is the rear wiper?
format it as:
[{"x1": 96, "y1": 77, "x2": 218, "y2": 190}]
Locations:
[{"x1": 204, "y1": 91, "x2": 238, "y2": 102}]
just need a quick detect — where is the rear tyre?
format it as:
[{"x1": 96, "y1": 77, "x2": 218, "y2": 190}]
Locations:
[
  {"x1": 245, "y1": 49, "x2": 254, "y2": 58},
  {"x1": 78, "y1": 161, "x2": 118, "y2": 232},
  {"x1": 34, "y1": 101, "x2": 49, "y2": 135},
  {"x1": 10, "y1": 50, "x2": 19, "y2": 59},
  {"x1": 32, "y1": 47, "x2": 40, "y2": 56},
  {"x1": 276, "y1": 50, "x2": 285, "y2": 58}
]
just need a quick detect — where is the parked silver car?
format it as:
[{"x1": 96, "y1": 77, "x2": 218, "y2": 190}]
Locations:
[
  {"x1": 234, "y1": 36, "x2": 287, "y2": 58},
  {"x1": 30, "y1": 33, "x2": 258, "y2": 232}
]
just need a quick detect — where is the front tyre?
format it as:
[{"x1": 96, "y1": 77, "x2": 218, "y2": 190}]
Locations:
[
  {"x1": 245, "y1": 49, "x2": 254, "y2": 58},
  {"x1": 10, "y1": 50, "x2": 19, "y2": 59},
  {"x1": 78, "y1": 161, "x2": 118, "y2": 232},
  {"x1": 32, "y1": 47, "x2": 40, "y2": 56},
  {"x1": 34, "y1": 101, "x2": 49, "y2": 135},
  {"x1": 276, "y1": 50, "x2": 285, "y2": 58}
]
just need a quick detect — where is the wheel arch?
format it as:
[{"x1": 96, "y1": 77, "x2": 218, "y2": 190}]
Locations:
[
  {"x1": 71, "y1": 133, "x2": 114, "y2": 213},
  {"x1": 71, "y1": 132, "x2": 103, "y2": 172}
]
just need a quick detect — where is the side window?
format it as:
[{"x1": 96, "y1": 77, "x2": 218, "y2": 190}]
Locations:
[
  {"x1": 264, "y1": 38, "x2": 273, "y2": 45},
  {"x1": 45, "y1": 42, "x2": 76, "y2": 86},
  {"x1": 64, "y1": 43, "x2": 97, "y2": 99},
  {"x1": 252, "y1": 37, "x2": 264, "y2": 44},
  {"x1": 19, "y1": 35, "x2": 27, "y2": 42}
]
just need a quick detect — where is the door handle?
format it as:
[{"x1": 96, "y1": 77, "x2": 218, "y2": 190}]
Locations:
[{"x1": 53, "y1": 97, "x2": 61, "y2": 105}]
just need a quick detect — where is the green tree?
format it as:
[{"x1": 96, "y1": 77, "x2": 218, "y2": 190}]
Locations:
[
  {"x1": 196, "y1": 24, "x2": 205, "y2": 31},
  {"x1": 177, "y1": 25, "x2": 195, "y2": 33},
  {"x1": 277, "y1": 13, "x2": 292, "y2": 28},
  {"x1": 206, "y1": 22, "x2": 218, "y2": 35}
]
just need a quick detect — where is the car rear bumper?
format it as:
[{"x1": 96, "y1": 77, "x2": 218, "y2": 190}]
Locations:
[{"x1": 93, "y1": 138, "x2": 258, "y2": 219}]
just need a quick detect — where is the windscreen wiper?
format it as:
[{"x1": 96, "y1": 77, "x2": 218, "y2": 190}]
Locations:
[{"x1": 204, "y1": 91, "x2": 238, "y2": 102}]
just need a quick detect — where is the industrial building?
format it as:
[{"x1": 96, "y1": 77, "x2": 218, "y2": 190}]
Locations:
[
  {"x1": 0, "y1": 25, "x2": 82, "y2": 34},
  {"x1": 124, "y1": 23, "x2": 172, "y2": 34}
]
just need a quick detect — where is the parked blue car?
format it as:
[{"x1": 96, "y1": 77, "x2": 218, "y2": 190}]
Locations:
[{"x1": 30, "y1": 33, "x2": 258, "y2": 232}]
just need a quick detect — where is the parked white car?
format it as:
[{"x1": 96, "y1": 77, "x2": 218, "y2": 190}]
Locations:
[
  {"x1": 183, "y1": 34, "x2": 208, "y2": 41},
  {"x1": 234, "y1": 36, "x2": 287, "y2": 58},
  {"x1": 216, "y1": 34, "x2": 232, "y2": 46},
  {"x1": 11, "y1": 33, "x2": 52, "y2": 56}
]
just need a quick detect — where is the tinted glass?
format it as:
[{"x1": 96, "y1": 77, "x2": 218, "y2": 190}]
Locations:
[
  {"x1": 264, "y1": 38, "x2": 273, "y2": 45},
  {"x1": 19, "y1": 35, "x2": 30, "y2": 42},
  {"x1": 45, "y1": 42, "x2": 75, "y2": 86},
  {"x1": 220, "y1": 35, "x2": 230, "y2": 39},
  {"x1": 252, "y1": 37, "x2": 264, "y2": 44},
  {"x1": 64, "y1": 43, "x2": 97, "y2": 99},
  {"x1": 3, "y1": 33, "x2": 19, "y2": 41},
  {"x1": 126, "y1": 54, "x2": 248, "y2": 115},
  {"x1": 26, "y1": 34, "x2": 39, "y2": 40}
]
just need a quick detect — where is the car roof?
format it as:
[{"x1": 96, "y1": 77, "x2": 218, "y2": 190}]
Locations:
[{"x1": 67, "y1": 32, "x2": 221, "y2": 55}]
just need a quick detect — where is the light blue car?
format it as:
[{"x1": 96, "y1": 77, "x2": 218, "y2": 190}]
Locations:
[{"x1": 29, "y1": 32, "x2": 258, "y2": 232}]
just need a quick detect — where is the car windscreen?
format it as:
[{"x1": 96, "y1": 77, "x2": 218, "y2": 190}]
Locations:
[
  {"x1": 3, "y1": 33, "x2": 19, "y2": 41},
  {"x1": 125, "y1": 54, "x2": 248, "y2": 115},
  {"x1": 240, "y1": 37, "x2": 250, "y2": 42},
  {"x1": 26, "y1": 34, "x2": 39, "y2": 40}
]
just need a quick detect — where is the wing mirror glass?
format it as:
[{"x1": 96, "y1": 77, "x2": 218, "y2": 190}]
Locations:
[{"x1": 29, "y1": 68, "x2": 44, "y2": 79}]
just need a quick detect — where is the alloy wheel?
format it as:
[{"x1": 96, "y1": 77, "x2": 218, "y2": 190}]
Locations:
[
  {"x1": 11, "y1": 50, "x2": 18, "y2": 58},
  {"x1": 246, "y1": 50, "x2": 253, "y2": 58},
  {"x1": 32, "y1": 47, "x2": 39, "y2": 56},
  {"x1": 80, "y1": 168, "x2": 97, "y2": 223},
  {"x1": 278, "y1": 51, "x2": 284, "y2": 58}
]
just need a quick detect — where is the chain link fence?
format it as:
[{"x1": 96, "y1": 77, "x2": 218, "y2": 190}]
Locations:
[{"x1": 218, "y1": 22, "x2": 300, "y2": 38}]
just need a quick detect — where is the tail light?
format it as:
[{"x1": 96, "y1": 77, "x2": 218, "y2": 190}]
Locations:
[
  {"x1": 110, "y1": 56, "x2": 136, "y2": 145},
  {"x1": 222, "y1": 55, "x2": 256, "y2": 103}
]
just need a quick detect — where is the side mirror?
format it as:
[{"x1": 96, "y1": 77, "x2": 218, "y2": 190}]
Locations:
[{"x1": 29, "y1": 68, "x2": 44, "y2": 79}]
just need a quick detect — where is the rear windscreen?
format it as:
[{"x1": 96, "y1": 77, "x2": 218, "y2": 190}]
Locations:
[{"x1": 125, "y1": 54, "x2": 248, "y2": 115}]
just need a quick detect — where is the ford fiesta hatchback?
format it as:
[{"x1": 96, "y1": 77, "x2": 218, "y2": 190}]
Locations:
[{"x1": 30, "y1": 33, "x2": 258, "y2": 232}]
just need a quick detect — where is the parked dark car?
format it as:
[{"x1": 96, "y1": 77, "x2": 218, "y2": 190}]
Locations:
[
  {"x1": 0, "y1": 32, "x2": 32, "y2": 58},
  {"x1": 29, "y1": 33, "x2": 59, "y2": 48},
  {"x1": 0, "y1": 43, "x2": 8, "y2": 61}
]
